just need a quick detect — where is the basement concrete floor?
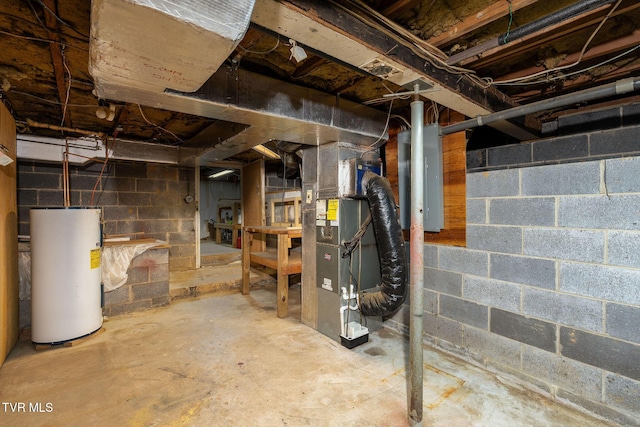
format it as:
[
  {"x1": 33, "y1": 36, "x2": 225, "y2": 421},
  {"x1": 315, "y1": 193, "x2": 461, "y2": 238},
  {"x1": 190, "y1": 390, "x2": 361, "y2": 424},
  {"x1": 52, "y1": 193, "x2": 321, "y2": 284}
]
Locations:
[{"x1": 0, "y1": 284, "x2": 615, "y2": 427}]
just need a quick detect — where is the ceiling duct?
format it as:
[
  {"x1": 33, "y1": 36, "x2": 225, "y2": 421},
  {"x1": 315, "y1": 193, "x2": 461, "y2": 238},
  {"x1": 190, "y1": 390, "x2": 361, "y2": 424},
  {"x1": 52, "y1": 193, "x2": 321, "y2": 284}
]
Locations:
[{"x1": 90, "y1": 0, "x2": 255, "y2": 94}]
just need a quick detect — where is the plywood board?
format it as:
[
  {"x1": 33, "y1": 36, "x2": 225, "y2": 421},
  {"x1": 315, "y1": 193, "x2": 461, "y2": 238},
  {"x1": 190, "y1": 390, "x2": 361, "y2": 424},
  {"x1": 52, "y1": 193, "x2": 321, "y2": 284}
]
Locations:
[{"x1": 0, "y1": 101, "x2": 19, "y2": 366}]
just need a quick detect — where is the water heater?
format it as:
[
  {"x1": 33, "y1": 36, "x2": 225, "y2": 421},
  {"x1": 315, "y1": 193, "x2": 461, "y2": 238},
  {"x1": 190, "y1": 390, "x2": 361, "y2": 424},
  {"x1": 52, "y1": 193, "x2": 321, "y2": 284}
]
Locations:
[{"x1": 30, "y1": 207, "x2": 103, "y2": 344}]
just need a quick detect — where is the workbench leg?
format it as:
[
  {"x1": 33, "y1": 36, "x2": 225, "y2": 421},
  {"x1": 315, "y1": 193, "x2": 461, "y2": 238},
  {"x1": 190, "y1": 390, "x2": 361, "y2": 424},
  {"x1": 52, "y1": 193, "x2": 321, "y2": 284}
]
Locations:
[
  {"x1": 277, "y1": 234, "x2": 289, "y2": 318},
  {"x1": 216, "y1": 227, "x2": 222, "y2": 244},
  {"x1": 242, "y1": 229, "x2": 250, "y2": 295}
]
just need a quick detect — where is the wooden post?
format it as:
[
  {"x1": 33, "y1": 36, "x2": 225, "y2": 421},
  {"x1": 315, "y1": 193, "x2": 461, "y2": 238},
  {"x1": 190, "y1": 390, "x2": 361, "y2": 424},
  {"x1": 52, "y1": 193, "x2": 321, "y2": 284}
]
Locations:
[
  {"x1": 276, "y1": 233, "x2": 289, "y2": 318},
  {"x1": 241, "y1": 228, "x2": 251, "y2": 295}
]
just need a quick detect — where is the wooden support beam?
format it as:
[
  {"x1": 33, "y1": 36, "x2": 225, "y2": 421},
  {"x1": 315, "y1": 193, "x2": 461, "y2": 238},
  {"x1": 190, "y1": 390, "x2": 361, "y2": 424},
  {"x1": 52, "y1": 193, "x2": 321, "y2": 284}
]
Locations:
[
  {"x1": 427, "y1": 0, "x2": 538, "y2": 48},
  {"x1": 292, "y1": 56, "x2": 328, "y2": 78},
  {"x1": 253, "y1": 0, "x2": 539, "y2": 140},
  {"x1": 41, "y1": 0, "x2": 72, "y2": 128},
  {"x1": 380, "y1": 0, "x2": 422, "y2": 18}
]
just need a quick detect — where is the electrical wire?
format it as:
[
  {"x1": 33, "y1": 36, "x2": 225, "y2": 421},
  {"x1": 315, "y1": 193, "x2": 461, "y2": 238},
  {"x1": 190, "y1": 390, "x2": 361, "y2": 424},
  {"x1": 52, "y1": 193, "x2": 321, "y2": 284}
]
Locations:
[
  {"x1": 60, "y1": 46, "x2": 72, "y2": 126},
  {"x1": 137, "y1": 104, "x2": 184, "y2": 143},
  {"x1": 494, "y1": 44, "x2": 640, "y2": 87},
  {"x1": 493, "y1": 0, "x2": 624, "y2": 85},
  {"x1": 33, "y1": 0, "x2": 90, "y2": 41},
  {"x1": 90, "y1": 132, "x2": 114, "y2": 206},
  {"x1": 0, "y1": 29, "x2": 88, "y2": 51},
  {"x1": 503, "y1": 1, "x2": 514, "y2": 44},
  {"x1": 238, "y1": 35, "x2": 280, "y2": 54},
  {"x1": 6, "y1": 90, "x2": 98, "y2": 108}
]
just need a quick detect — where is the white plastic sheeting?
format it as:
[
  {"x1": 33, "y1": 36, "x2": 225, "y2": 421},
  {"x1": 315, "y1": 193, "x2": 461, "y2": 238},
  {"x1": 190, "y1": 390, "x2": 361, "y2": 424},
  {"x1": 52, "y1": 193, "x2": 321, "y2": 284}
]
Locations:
[{"x1": 102, "y1": 241, "x2": 166, "y2": 292}]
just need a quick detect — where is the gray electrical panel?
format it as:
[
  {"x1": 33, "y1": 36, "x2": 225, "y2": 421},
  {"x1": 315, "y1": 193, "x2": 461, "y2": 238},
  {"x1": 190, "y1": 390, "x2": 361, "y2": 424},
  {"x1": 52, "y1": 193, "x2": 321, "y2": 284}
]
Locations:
[{"x1": 398, "y1": 124, "x2": 444, "y2": 232}]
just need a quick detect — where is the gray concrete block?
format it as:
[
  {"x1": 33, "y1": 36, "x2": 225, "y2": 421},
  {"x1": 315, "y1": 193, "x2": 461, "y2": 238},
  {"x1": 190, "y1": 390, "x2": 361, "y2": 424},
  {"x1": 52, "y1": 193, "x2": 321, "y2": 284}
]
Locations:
[
  {"x1": 137, "y1": 179, "x2": 166, "y2": 193},
  {"x1": 560, "y1": 326, "x2": 640, "y2": 382},
  {"x1": 521, "y1": 162, "x2": 600, "y2": 196},
  {"x1": 533, "y1": 134, "x2": 589, "y2": 161},
  {"x1": 605, "y1": 373, "x2": 640, "y2": 415},
  {"x1": 424, "y1": 290, "x2": 438, "y2": 314},
  {"x1": 490, "y1": 253, "x2": 556, "y2": 289},
  {"x1": 524, "y1": 228, "x2": 605, "y2": 263},
  {"x1": 126, "y1": 266, "x2": 150, "y2": 285},
  {"x1": 115, "y1": 163, "x2": 147, "y2": 178},
  {"x1": 560, "y1": 262, "x2": 640, "y2": 306},
  {"x1": 440, "y1": 295, "x2": 488, "y2": 329},
  {"x1": 463, "y1": 276, "x2": 520, "y2": 312},
  {"x1": 488, "y1": 143, "x2": 531, "y2": 167},
  {"x1": 423, "y1": 312, "x2": 463, "y2": 346},
  {"x1": 559, "y1": 195, "x2": 640, "y2": 230},
  {"x1": 139, "y1": 206, "x2": 168, "y2": 219},
  {"x1": 467, "y1": 169, "x2": 519, "y2": 198},
  {"x1": 522, "y1": 346, "x2": 602, "y2": 402},
  {"x1": 424, "y1": 268, "x2": 462, "y2": 297},
  {"x1": 87, "y1": 190, "x2": 118, "y2": 206},
  {"x1": 605, "y1": 156, "x2": 640, "y2": 193},
  {"x1": 490, "y1": 308, "x2": 556, "y2": 352},
  {"x1": 559, "y1": 108, "x2": 621, "y2": 134},
  {"x1": 466, "y1": 149, "x2": 487, "y2": 171},
  {"x1": 466, "y1": 199, "x2": 487, "y2": 224},
  {"x1": 132, "y1": 281, "x2": 170, "y2": 301},
  {"x1": 18, "y1": 172, "x2": 60, "y2": 189},
  {"x1": 464, "y1": 326, "x2": 521, "y2": 370},
  {"x1": 523, "y1": 288, "x2": 603, "y2": 332},
  {"x1": 606, "y1": 303, "x2": 640, "y2": 344},
  {"x1": 489, "y1": 197, "x2": 555, "y2": 226},
  {"x1": 439, "y1": 246, "x2": 489, "y2": 276},
  {"x1": 147, "y1": 164, "x2": 178, "y2": 181},
  {"x1": 608, "y1": 231, "x2": 640, "y2": 268},
  {"x1": 104, "y1": 285, "x2": 131, "y2": 305},
  {"x1": 423, "y1": 244, "x2": 438, "y2": 268},
  {"x1": 131, "y1": 248, "x2": 169, "y2": 267},
  {"x1": 102, "y1": 176, "x2": 136, "y2": 192},
  {"x1": 556, "y1": 389, "x2": 640, "y2": 427},
  {"x1": 466, "y1": 225, "x2": 522, "y2": 254},
  {"x1": 118, "y1": 192, "x2": 151, "y2": 206},
  {"x1": 106, "y1": 300, "x2": 152, "y2": 317},
  {"x1": 591, "y1": 126, "x2": 640, "y2": 156}
]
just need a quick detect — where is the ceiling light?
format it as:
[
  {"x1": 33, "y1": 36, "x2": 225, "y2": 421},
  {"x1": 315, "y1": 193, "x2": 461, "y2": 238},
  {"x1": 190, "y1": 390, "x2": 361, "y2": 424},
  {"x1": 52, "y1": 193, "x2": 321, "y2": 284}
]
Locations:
[
  {"x1": 289, "y1": 39, "x2": 307, "y2": 63},
  {"x1": 209, "y1": 169, "x2": 234, "y2": 179},
  {"x1": 252, "y1": 144, "x2": 280, "y2": 159}
]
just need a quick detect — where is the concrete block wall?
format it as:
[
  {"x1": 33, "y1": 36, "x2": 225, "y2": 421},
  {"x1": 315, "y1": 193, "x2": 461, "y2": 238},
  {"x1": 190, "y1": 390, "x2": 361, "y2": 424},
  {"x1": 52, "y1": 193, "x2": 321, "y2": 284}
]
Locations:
[
  {"x1": 400, "y1": 155, "x2": 640, "y2": 426},
  {"x1": 17, "y1": 160, "x2": 196, "y2": 272},
  {"x1": 103, "y1": 247, "x2": 170, "y2": 317}
]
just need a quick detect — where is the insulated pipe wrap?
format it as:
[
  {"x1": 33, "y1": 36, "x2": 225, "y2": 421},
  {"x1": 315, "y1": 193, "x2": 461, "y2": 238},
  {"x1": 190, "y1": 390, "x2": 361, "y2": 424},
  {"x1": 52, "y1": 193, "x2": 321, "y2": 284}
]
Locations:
[{"x1": 359, "y1": 171, "x2": 408, "y2": 317}]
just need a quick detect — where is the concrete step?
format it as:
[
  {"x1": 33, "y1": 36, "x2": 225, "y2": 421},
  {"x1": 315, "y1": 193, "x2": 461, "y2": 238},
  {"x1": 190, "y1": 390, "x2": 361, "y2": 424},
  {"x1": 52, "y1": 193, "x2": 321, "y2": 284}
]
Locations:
[
  {"x1": 200, "y1": 252, "x2": 241, "y2": 267},
  {"x1": 169, "y1": 262, "x2": 275, "y2": 301}
]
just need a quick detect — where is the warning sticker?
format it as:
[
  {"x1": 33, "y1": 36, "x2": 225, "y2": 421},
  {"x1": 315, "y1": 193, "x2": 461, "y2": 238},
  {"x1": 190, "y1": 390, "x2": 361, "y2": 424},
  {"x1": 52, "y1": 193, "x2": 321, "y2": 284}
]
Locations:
[
  {"x1": 90, "y1": 248, "x2": 101, "y2": 269},
  {"x1": 327, "y1": 199, "x2": 339, "y2": 221}
]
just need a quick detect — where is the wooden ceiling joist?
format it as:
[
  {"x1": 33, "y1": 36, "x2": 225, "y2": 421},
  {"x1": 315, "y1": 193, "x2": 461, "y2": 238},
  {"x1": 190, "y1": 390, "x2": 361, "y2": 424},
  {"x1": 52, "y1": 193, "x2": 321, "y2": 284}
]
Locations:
[
  {"x1": 427, "y1": 0, "x2": 539, "y2": 48},
  {"x1": 41, "y1": 0, "x2": 72, "y2": 128}
]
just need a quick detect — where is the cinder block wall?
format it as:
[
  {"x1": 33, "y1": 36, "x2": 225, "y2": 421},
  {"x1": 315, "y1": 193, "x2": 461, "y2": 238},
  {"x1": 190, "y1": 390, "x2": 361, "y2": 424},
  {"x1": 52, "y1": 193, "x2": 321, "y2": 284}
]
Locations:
[
  {"x1": 102, "y1": 247, "x2": 170, "y2": 317},
  {"x1": 390, "y1": 115, "x2": 640, "y2": 426},
  {"x1": 17, "y1": 160, "x2": 196, "y2": 272}
]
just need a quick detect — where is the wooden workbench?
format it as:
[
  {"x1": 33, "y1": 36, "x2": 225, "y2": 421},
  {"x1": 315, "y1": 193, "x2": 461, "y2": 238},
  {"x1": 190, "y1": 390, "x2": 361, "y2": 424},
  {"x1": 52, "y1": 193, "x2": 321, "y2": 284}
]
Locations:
[{"x1": 241, "y1": 226, "x2": 302, "y2": 318}]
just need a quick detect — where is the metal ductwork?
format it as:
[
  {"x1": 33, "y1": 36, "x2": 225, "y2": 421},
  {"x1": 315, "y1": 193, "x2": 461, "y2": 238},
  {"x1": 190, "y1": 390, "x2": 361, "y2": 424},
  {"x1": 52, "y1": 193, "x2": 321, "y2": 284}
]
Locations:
[
  {"x1": 90, "y1": 0, "x2": 255, "y2": 94},
  {"x1": 89, "y1": 0, "x2": 388, "y2": 163}
]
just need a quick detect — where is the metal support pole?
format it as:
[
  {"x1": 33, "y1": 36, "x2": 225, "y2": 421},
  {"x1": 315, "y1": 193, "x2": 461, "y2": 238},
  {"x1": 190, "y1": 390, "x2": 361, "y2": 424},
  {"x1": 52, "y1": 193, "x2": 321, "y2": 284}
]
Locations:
[
  {"x1": 195, "y1": 157, "x2": 201, "y2": 269},
  {"x1": 409, "y1": 84, "x2": 424, "y2": 427}
]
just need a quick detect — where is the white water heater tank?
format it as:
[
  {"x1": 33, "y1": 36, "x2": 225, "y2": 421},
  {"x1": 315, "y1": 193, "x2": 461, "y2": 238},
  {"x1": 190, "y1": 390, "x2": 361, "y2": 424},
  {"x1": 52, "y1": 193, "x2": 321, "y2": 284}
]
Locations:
[{"x1": 30, "y1": 207, "x2": 103, "y2": 344}]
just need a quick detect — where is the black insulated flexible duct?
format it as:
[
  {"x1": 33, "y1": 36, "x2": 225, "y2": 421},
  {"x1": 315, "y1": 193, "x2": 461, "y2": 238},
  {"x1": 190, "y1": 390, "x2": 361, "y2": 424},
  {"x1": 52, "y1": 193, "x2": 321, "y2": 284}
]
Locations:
[
  {"x1": 499, "y1": 0, "x2": 616, "y2": 45},
  {"x1": 358, "y1": 170, "x2": 408, "y2": 317}
]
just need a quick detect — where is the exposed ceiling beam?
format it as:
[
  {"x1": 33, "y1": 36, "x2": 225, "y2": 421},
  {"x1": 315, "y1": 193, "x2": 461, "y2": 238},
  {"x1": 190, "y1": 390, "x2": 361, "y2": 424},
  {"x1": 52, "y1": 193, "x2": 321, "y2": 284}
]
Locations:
[
  {"x1": 497, "y1": 29, "x2": 640, "y2": 83},
  {"x1": 427, "y1": 0, "x2": 539, "y2": 48},
  {"x1": 251, "y1": 0, "x2": 538, "y2": 140},
  {"x1": 41, "y1": 0, "x2": 72, "y2": 128},
  {"x1": 459, "y1": 2, "x2": 640, "y2": 69},
  {"x1": 380, "y1": 0, "x2": 422, "y2": 18},
  {"x1": 292, "y1": 56, "x2": 329, "y2": 78}
]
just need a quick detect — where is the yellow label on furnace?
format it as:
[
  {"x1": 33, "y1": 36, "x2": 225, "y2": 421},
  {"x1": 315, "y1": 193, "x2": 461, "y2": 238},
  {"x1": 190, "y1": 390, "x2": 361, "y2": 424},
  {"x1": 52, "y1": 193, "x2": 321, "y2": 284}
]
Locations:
[
  {"x1": 327, "y1": 199, "x2": 339, "y2": 221},
  {"x1": 90, "y1": 248, "x2": 101, "y2": 269}
]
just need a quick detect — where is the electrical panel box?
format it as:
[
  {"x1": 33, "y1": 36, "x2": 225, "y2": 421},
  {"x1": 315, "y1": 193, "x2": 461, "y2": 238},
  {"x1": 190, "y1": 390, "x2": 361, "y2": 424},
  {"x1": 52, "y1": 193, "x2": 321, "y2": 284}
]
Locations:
[{"x1": 397, "y1": 124, "x2": 444, "y2": 232}]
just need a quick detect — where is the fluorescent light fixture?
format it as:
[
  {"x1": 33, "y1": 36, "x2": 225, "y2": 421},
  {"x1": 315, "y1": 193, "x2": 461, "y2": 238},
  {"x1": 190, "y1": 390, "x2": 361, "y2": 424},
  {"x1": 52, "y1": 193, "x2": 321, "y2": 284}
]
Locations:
[
  {"x1": 209, "y1": 169, "x2": 234, "y2": 179},
  {"x1": 252, "y1": 144, "x2": 280, "y2": 159}
]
